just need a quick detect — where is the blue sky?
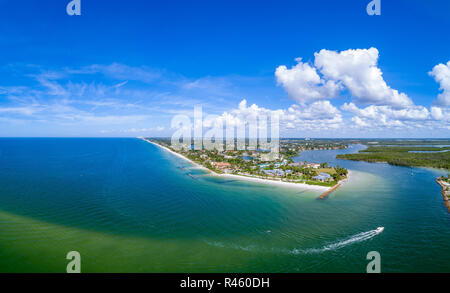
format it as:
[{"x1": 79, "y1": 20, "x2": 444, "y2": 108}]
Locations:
[{"x1": 0, "y1": 0, "x2": 449, "y2": 137}]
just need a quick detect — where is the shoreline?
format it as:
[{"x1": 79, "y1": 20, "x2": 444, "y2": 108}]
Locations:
[
  {"x1": 436, "y1": 178, "x2": 450, "y2": 213},
  {"x1": 338, "y1": 157, "x2": 450, "y2": 172},
  {"x1": 217, "y1": 173, "x2": 330, "y2": 191},
  {"x1": 140, "y1": 138, "x2": 216, "y2": 174},
  {"x1": 140, "y1": 138, "x2": 352, "y2": 192}
]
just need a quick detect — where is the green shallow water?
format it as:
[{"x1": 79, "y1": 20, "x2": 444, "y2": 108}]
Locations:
[{"x1": 0, "y1": 138, "x2": 449, "y2": 272}]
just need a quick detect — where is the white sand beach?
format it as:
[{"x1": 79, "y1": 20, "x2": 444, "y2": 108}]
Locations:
[
  {"x1": 140, "y1": 138, "x2": 354, "y2": 192},
  {"x1": 217, "y1": 173, "x2": 330, "y2": 191},
  {"x1": 340, "y1": 170, "x2": 351, "y2": 185},
  {"x1": 140, "y1": 138, "x2": 216, "y2": 174}
]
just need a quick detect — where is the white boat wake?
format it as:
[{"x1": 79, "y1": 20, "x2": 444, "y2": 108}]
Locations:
[
  {"x1": 206, "y1": 227, "x2": 384, "y2": 255},
  {"x1": 291, "y1": 227, "x2": 384, "y2": 254}
]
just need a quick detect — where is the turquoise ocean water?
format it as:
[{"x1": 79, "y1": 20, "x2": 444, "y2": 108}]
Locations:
[{"x1": 0, "y1": 138, "x2": 449, "y2": 272}]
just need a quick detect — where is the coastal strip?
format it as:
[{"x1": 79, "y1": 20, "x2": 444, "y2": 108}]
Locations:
[
  {"x1": 436, "y1": 178, "x2": 450, "y2": 213},
  {"x1": 139, "y1": 138, "x2": 334, "y2": 192},
  {"x1": 139, "y1": 138, "x2": 216, "y2": 174},
  {"x1": 218, "y1": 173, "x2": 329, "y2": 191}
]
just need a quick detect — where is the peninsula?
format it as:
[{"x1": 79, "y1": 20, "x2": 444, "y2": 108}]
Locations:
[
  {"x1": 142, "y1": 138, "x2": 349, "y2": 191},
  {"x1": 436, "y1": 175, "x2": 450, "y2": 212},
  {"x1": 336, "y1": 145, "x2": 450, "y2": 169}
]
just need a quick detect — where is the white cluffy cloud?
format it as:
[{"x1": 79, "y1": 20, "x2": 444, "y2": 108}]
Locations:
[
  {"x1": 273, "y1": 48, "x2": 450, "y2": 134},
  {"x1": 1, "y1": 56, "x2": 450, "y2": 137},
  {"x1": 429, "y1": 61, "x2": 450, "y2": 107},
  {"x1": 275, "y1": 58, "x2": 341, "y2": 103},
  {"x1": 430, "y1": 106, "x2": 450, "y2": 123},
  {"x1": 315, "y1": 48, "x2": 412, "y2": 108},
  {"x1": 212, "y1": 99, "x2": 343, "y2": 133},
  {"x1": 341, "y1": 102, "x2": 430, "y2": 128},
  {"x1": 276, "y1": 48, "x2": 413, "y2": 108}
]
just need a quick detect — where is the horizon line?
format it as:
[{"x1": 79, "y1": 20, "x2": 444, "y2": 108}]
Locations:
[{"x1": 0, "y1": 137, "x2": 450, "y2": 140}]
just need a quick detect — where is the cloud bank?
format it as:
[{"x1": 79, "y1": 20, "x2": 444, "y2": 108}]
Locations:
[
  {"x1": 274, "y1": 48, "x2": 449, "y2": 135},
  {"x1": 0, "y1": 49, "x2": 449, "y2": 137}
]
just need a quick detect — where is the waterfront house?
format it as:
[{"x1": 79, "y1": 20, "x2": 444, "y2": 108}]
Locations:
[
  {"x1": 213, "y1": 162, "x2": 232, "y2": 170},
  {"x1": 313, "y1": 173, "x2": 332, "y2": 182},
  {"x1": 308, "y1": 163, "x2": 321, "y2": 169}
]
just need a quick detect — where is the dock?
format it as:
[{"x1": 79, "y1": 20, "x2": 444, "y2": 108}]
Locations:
[{"x1": 317, "y1": 183, "x2": 341, "y2": 200}]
